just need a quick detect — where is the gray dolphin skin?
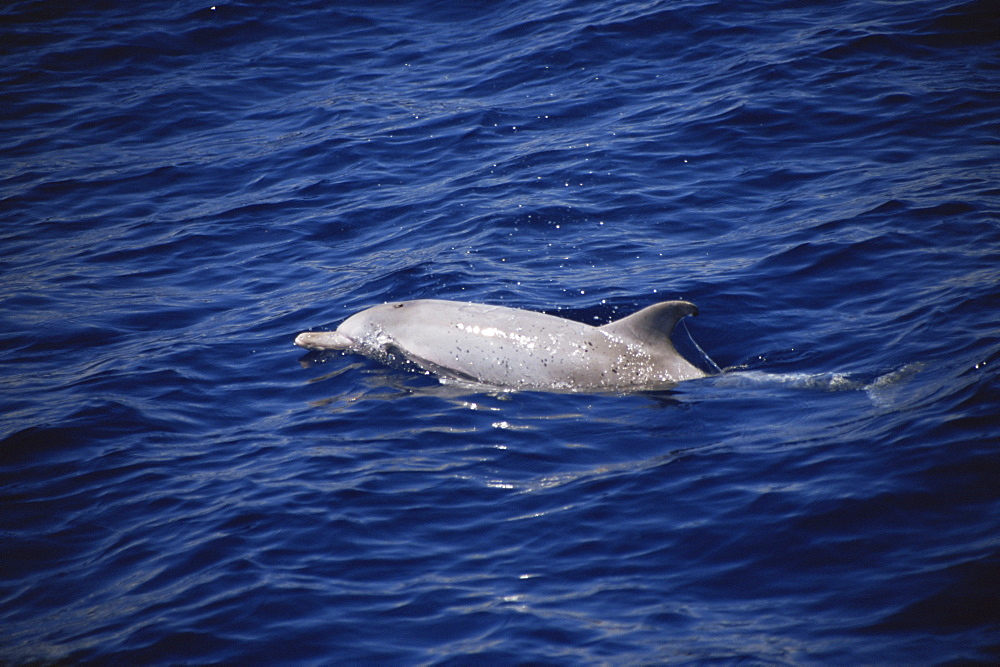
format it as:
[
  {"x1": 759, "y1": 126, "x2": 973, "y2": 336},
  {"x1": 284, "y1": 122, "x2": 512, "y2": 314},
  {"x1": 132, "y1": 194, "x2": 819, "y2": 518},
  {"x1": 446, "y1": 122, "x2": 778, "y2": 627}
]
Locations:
[{"x1": 294, "y1": 299, "x2": 709, "y2": 392}]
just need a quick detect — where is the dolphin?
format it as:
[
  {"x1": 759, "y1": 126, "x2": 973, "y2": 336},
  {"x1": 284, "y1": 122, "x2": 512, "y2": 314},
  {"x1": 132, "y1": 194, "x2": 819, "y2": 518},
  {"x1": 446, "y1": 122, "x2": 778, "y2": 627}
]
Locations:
[{"x1": 294, "y1": 299, "x2": 710, "y2": 392}]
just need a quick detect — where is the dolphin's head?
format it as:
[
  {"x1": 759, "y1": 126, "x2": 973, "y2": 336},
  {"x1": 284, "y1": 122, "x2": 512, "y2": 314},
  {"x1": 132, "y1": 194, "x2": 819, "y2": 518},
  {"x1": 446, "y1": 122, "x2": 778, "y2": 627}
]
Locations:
[{"x1": 295, "y1": 302, "x2": 411, "y2": 352}]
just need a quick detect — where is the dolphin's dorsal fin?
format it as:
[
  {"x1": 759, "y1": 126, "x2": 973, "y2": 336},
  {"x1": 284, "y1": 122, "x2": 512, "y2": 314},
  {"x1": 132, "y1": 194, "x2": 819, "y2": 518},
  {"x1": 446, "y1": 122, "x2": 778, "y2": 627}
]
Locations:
[{"x1": 598, "y1": 300, "x2": 698, "y2": 347}]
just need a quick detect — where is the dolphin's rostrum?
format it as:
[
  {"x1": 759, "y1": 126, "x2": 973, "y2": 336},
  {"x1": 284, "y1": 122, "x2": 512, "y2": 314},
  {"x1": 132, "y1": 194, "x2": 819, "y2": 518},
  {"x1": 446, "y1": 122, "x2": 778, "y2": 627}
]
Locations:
[{"x1": 295, "y1": 299, "x2": 710, "y2": 392}]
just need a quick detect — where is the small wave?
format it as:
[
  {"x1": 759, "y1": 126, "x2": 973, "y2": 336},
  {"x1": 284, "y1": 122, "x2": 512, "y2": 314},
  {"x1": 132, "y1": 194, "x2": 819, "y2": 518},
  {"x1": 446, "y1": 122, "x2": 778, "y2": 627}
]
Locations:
[{"x1": 710, "y1": 363, "x2": 924, "y2": 398}]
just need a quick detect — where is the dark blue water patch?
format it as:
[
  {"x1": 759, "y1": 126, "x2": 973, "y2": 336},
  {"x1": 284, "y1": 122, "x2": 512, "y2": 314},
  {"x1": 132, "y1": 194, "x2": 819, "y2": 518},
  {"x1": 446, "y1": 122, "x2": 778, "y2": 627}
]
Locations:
[{"x1": 0, "y1": 423, "x2": 94, "y2": 468}]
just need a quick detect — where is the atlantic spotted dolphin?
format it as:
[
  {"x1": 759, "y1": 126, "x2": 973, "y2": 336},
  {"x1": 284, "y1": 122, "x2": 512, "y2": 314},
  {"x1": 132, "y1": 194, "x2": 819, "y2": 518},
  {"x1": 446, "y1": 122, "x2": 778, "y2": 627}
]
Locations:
[{"x1": 294, "y1": 299, "x2": 710, "y2": 392}]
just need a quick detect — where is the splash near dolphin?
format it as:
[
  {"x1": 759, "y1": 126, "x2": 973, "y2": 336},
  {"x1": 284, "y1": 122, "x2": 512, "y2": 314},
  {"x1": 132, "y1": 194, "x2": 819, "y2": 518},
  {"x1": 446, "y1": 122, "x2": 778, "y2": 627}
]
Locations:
[{"x1": 295, "y1": 299, "x2": 711, "y2": 392}]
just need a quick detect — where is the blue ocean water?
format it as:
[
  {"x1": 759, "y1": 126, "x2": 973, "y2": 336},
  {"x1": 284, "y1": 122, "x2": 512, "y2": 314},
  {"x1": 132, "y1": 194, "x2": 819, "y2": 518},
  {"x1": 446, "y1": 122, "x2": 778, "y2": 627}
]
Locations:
[{"x1": 2, "y1": 0, "x2": 998, "y2": 662}]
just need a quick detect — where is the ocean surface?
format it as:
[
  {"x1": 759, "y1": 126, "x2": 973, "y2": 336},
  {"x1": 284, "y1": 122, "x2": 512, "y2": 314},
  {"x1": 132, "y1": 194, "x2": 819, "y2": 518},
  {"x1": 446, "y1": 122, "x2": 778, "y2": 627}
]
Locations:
[{"x1": 2, "y1": 0, "x2": 998, "y2": 663}]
